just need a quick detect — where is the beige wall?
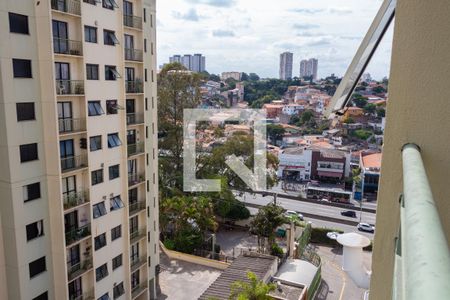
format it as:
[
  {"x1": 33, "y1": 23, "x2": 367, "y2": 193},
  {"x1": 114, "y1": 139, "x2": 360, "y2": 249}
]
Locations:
[{"x1": 370, "y1": 1, "x2": 450, "y2": 299}]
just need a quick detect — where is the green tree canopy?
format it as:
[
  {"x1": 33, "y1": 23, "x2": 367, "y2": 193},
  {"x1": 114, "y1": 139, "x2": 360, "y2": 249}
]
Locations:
[
  {"x1": 230, "y1": 272, "x2": 276, "y2": 300},
  {"x1": 267, "y1": 124, "x2": 286, "y2": 143},
  {"x1": 249, "y1": 73, "x2": 260, "y2": 81},
  {"x1": 250, "y1": 203, "x2": 286, "y2": 251},
  {"x1": 363, "y1": 103, "x2": 377, "y2": 114}
]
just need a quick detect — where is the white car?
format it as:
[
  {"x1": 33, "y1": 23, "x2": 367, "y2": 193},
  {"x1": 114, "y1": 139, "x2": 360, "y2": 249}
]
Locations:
[
  {"x1": 285, "y1": 210, "x2": 304, "y2": 221},
  {"x1": 357, "y1": 222, "x2": 375, "y2": 233}
]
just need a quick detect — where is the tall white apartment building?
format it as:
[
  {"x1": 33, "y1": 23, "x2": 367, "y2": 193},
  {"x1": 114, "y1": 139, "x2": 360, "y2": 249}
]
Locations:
[
  {"x1": 181, "y1": 54, "x2": 191, "y2": 70},
  {"x1": 279, "y1": 52, "x2": 293, "y2": 80},
  {"x1": 300, "y1": 58, "x2": 318, "y2": 81},
  {"x1": 0, "y1": 0, "x2": 160, "y2": 299},
  {"x1": 171, "y1": 53, "x2": 205, "y2": 72}
]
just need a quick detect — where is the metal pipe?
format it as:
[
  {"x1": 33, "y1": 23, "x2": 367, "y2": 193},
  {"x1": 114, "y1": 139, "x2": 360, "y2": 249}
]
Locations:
[{"x1": 401, "y1": 143, "x2": 450, "y2": 300}]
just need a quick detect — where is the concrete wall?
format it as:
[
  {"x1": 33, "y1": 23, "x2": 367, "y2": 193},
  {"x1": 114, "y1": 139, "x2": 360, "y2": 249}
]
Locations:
[{"x1": 370, "y1": 1, "x2": 450, "y2": 298}]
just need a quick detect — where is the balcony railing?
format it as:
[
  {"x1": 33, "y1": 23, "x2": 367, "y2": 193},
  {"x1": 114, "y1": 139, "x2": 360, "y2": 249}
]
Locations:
[
  {"x1": 53, "y1": 38, "x2": 83, "y2": 56},
  {"x1": 125, "y1": 48, "x2": 143, "y2": 62},
  {"x1": 129, "y1": 201, "x2": 146, "y2": 215},
  {"x1": 125, "y1": 80, "x2": 143, "y2": 94},
  {"x1": 51, "y1": 0, "x2": 81, "y2": 16},
  {"x1": 56, "y1": 80, "x2": 85, "y2": 95},
  {"x1": 128, "y1": 172, "x2": 145, "y2": 186},
  {"x1": 393, "y1": 144, "x2": 450, "y2": 300},
  {"x1": 61, "y1": 155, "x2": 88, "y2": 173},
  {"x1": 128, "y1": 142, "x2": 145, "y2": 157},
  {"x1": 59, "y1": 118, "x2": 86, "y2": 134},
  {"x1": 131, "y1": 282, "x2": 148, "y2": 299},
  {"x1": 69, "y1": 289, "x2": 94, "y2": 300},
  {"x1": 123, "y1": 15, "x2": 143, "y2": 29},
  {"x1": 65, "y1": 223, "x2": 91, "y2": 246},
  {"x1": 127, "y1": 113, "x2": 145, "y2": 125},
  {"x1": 67, "y1": 258, "x2": 92, "y2": 281},
  {"x1": 130, "y1": 228, "x2": 146, "y2": 243},
  {"x1": 63, "y1": 191, "x2": 89, "y2": 210},
  {"x1": 130, "y1": 255, "x2": 147, "y2": 272}
]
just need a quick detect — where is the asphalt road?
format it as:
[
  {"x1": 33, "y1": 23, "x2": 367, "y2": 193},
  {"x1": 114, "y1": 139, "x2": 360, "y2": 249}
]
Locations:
[{"x1": 237, "y1": 192, "x2": 377, "y2": 226}]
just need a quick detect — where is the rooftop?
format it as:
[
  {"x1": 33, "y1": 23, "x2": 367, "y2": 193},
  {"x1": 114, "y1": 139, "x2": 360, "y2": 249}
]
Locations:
[{"x1": 361, "y1": 152, "x2": 382, "y2": 169}]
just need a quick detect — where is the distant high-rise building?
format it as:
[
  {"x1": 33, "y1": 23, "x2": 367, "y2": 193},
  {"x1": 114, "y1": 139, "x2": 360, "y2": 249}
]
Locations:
[
  {"x1": 300, "y1": 58, "x2": 319, "y2": 80},
  {"x1": 221, "y1": 72, "x2": 242, "y2": 81},
  {"x1": 280, "y1": 52, "x2": 294, "y2": 80},
  {"x1": 169, "y1": 53, "x2": 206, "y2": 72}
]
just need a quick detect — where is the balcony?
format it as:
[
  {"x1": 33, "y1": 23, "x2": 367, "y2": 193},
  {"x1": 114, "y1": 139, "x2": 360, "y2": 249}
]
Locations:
[
  {"x1": 59, "y1": 118, "x2": 86, "y2": 134},
  {"x1": 56, "y1": 80, "x2": 85, "y2": 95},
  {"x1": 130, "y1": 228, "x2": 146, "y2": 244},
  {"x1": 130, "y1": 255, "x2": 147, "y2": 273},
  {"x1": 53, "y1": 38, "x2": 83, "y2": 56},
  {"x1": 51, "y1": 0, "x2": 81, "y2": 16},
  {"x1": 127, "y1": 113, "x2": 145, "y2": 126},
  {"x1": 67, "y1": 258, "x2": 92, "y2": 282},
  {"x1": 393, "y1": 144, "x2": 450, "y2": 300},
  {"x1": 69, "y1": 289, "x2": 94, "y2": 300},
  {"x1": 63, "y1": 191, "x2": 89, "y2": 210},
  {"x1": 61, "y1": 155, "x2": 88, "y2": 173},
  {"x1": 123, "y1": 15, "x2": 143, "y2": 30},
  {"x1": 131, "y1": 282, "x2": 148, "y2": 299},
  {"x1": 126, "y1": 80, "x2": 143, "y2": 94},
  {"x1": 128, "y1": 172, "x2": 145, "y2": 186},
  {"x1": 125, "y1": 48, "x2": 143, "y2": 62},
  {"x1": 129, "y1": 200, "x2": 146, "y2": 216},
  {"x1": 65, "y1": 223, "x2": 91, "y2": 246},
  {"x1": 128, "y1": 142, "x2": 145, "y2": 157}
]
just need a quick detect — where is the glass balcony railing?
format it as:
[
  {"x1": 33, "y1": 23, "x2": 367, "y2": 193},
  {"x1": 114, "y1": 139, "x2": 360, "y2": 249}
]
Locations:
[
  {"x1": 125, "y1": 48, "x2": 143, "y2": 62},
  {"x1": 61, "y1": 155, "x2": 88, "y2": 173},
  {"x1": 393, "y1": 144, "x2": 450, "y2": 300},
  {"x1": 53, "y1": 38, "x2": 83, "y2": 56},
  {"x1": 127, "y1": 142, "x2": 145, "y2": 157},
  {"x1": 56, "y1": 80, "x2": 85, "y2": 95},
  {"x1": 130, "y1": 228, "x2": 146, "y2": 243},
  {"x1": 131, "y1": 282, "x2": 148, "y2": 299},
  {"x1": 67, "y1": 258, "x2": 92, "y2": 281},
  {"x1": 128, "y1": 172, "x2": 145, "y2": 186},
  {"x1": 65, "y1": 223, "x2": 91, "y2": 246},
  {"x1": 125, "y1": 80, "x2": 143, "y2": 94},
  {"x1": 126, "y1": 113, "x2": 145, "y2": 125},
  {"x1": 63, "y1": 191, "x2": 89, "y2": 210},
  {"x1": 123, "y1": 15, "x2": 143, "y2": 29},
  {"x1": 51, "y1": 0, "x2": 81, "y2": 16},
  {"x1": 59, "y1": 118, "x2": 86, "y2": 134},
  {"x1": 129, "y1": 200, "x2": 146, "y2": 215}
]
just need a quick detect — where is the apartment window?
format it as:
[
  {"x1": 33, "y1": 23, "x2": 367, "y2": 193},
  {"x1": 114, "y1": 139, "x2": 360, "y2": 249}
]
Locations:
[
  {"x1": 23, "y1": 182, "x2": 40, "y2": 202},
  {"x1": 86, "y1": 64, "x2": 99, "y2": 80},
  {"x1": 94, "y1": 233, "x2": 107, "y2": 250},
  {"x1": 93, "y1": 202, "x2": 107, "y2": 219},
  {"x1": 112, "y1": 254, "x2": 122, "y2": 270},
  {"x1": 144, "y1": 39, "x2": 147, "y2": 53},
  {"x1": 151, "y1": 42, "x2": 154, "y2": 55},
  {"x1": 20, "y1": 143, "x2": 38, "y2": 163},
  {"x1": 32, "y1": 292, "x2": 48, "y2": 300},
  {"x1": 90, "y1": 136, "x2": 102, "y2": 151},
  {"x1": 13, "y1": 59, "x2": 32, "y2": 78},
  {"x1": 29, "y1": 256, "x2": 46, "y2": 278},
  {"x1": 107, "y1": 133, "x2": 122, "y2": 148},
  {"x1": 143, "y1": 8, "x2": 147, "y2": 22},
  {"x1": 9, "y1": 12, "x2": 29, "y2": 34},
  {"x1": 16, "y1": 102, "x2": 35, "y2": 121},
  {"x1": 26, "y1": 220, "x2": 44, "y2": 241},
  {"x1": 84, "y1": 26, "x2": 97, "y2": 43},
  {"x1": 146, "y1": 126, "x2": 148, "y2": 139},
  {"x1": 152, "y1": 97, "x2": 154, "y2": 109},
  {"x1": 111, "y1": 225, "x2": 121, "y2": 241},
  {"x1": 88, "y1": 101, "x2": 104, "y2": 116},
  {"x1": 145, "y1": 98, "x2": 148, "y2": 110},
  {"x1": 110, "y1": 196, "x2": 124, "y2": 211},
  {"x1": 103, "y1": 29, "x2": 119, "y2": 45},
  {"x1": 106, "y1": 100, "x2": 118, "y2": 114},
  {"x1": 98, "y1": 293, "x2": 109, "y2": 300},
  {"x1": 83, "y1": 0, "x2": 97, "y2": 5},
  {"x1": 105, "y1": 66, "x2": 120, "y2": 80},
  {"x1": 95, "y1": 263, "x2": 108, "y2": 281},
  {"x1": 102, "y1": 0, "x2": 118, "y2": 10},
  {"x1": 109, "y1": 164, "x2": 120, "y2": 180},
  {"x1": 151, "y1": 70, "x2": 154, "y2": 82},
  {"x1": 91, "y1": 169, "x2": 103, "y2": 185},
  {"x1": 145, "y1": 69, "x2": 147, "y2": 82},
  {"x1": 150, "y1": 14, "x2": 153, "y2": 28},
  {"x1": 113, "y1": 282, "x2": 125, "y2": 299}
]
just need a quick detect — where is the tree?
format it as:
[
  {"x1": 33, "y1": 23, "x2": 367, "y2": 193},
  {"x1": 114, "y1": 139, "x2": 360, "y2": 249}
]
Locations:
[
  {"x1": 209, "y1": 73, "x2": 221, "y2": 82},
  {"x1": 363, "y1": 103, "x2": 376, "y2": 114},
  {"x1": 376, "y1": 107, "x2": 386, "y2": 118},
  {"x1": 372, "y1": 85, "x2": 386, "y2": 94},
  {"x1": 300, "y1": 110, "x2": 314, "y2": 125},
  {"x1": 225, "y1": 78, "x2": 237, "y2": 89},
  {"x1": 230, "y1": 271, "x2": 276, "y2": 300},
  {"x1": 353, "y1": 94, "x2": 368, "y2": 108},
  {"x1": 249, "y1": 73, "x2": 260, "y2": 81},
  {"x1": 352, "y1": 129, "x2": 372, "y2": 140},
  {"x1": 267, "y1": 124, "x2": 286, "y2": 144},
  {"x1": 250, "y1": 203, "x2": 286, "y2": 252},
  {"x1": 241, "y1": 72, "x2": 249, "y2": 81}
]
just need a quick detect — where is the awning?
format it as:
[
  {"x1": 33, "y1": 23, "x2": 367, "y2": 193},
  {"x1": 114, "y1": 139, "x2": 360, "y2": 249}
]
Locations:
[{"x1": 318, "y1": 171, "x2": 342, "y2": 178}]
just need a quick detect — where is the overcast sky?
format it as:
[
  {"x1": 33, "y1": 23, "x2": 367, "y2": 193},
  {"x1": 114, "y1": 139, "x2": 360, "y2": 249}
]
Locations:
[{"x1": 156, "y1": 0, "x2": 393, "y2": 80}]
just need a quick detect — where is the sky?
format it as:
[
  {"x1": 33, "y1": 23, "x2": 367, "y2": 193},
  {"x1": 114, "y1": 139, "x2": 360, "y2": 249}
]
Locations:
[{"x1": 156, "y1": 0, "x2": 394, "y2": 80}]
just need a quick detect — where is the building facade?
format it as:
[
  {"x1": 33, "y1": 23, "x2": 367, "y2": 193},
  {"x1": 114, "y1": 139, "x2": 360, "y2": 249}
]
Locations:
[
  {"x1": 221, "y1": 71, "x2": 241, "y2": 81},
  {"x1": 279, "y1": 52, "x2": 293, "y2": 80},
  {"x1": 299, "y1": 58, "x2": 318, "y2": 81},
  {"x1": 170, "y1": 53, "x2": 206, "y2": 73},
  {"x1": 0, "y1": 0, "x2": 159, "y2": 299}
]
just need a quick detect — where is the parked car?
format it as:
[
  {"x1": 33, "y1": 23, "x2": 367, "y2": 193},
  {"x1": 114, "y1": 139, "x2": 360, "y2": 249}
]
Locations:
[
  {"x1": 285, "y1": 210, "x2": 304, "y2": 221},
  {"x1": 357, "y1": 222, "x2": 375, "y2": 233},
  {"x1": 341, "y1": 210, "x2": 357, "y2": 218}
]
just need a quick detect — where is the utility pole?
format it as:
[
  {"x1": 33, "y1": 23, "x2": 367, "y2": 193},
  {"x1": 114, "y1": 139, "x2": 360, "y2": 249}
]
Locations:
[{"x1": 274, "y1": 193, "x2": 277, "y2": 205}]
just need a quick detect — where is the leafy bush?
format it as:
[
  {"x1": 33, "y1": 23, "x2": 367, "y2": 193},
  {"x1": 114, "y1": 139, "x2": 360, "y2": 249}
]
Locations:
[
  {"x1": 164, "y1": 239, "x2": 175, "y2": 250},
  {"x1": 310, "y1": 228, "x2": 344, "y2": 247},
  {"x1": 270, "y1": 243, "x2": 284, "y2": 258}
]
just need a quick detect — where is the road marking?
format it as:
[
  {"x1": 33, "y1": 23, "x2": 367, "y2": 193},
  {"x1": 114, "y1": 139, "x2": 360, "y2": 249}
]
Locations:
[{"x1": 326, "y1": 258, "x2": 347, "y2": 300}]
